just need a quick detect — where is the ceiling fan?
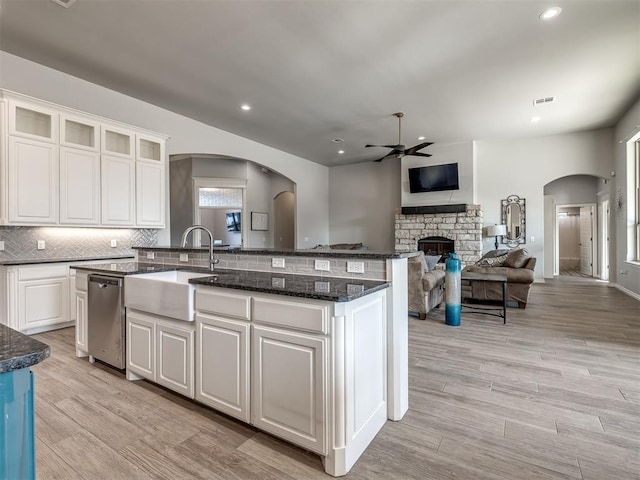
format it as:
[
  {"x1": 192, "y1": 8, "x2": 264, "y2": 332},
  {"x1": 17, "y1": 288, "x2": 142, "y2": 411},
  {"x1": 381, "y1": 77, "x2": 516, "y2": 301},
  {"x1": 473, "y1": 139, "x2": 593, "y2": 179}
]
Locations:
[{"x1": 366, "y1": 112, "x2": 433, "y2": 162}]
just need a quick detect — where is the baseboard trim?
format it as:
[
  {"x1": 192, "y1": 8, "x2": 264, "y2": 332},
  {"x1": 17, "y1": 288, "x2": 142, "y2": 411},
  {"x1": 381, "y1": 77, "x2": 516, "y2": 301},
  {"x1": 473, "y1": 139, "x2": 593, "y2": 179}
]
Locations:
[{"x1": 613, "y1": 283, "x2": 640, "y2": 302}]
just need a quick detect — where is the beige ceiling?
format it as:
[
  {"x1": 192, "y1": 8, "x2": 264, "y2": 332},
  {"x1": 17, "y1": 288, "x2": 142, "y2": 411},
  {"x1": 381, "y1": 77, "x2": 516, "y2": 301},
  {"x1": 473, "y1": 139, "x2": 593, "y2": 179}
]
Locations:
[{"x1": 1, "y1": 0, "x2": 638, "y2": 167}]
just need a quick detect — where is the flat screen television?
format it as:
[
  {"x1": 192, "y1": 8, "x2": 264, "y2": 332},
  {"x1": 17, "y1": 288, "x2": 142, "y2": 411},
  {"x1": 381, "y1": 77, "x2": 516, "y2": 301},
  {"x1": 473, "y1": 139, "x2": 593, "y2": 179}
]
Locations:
[
  {"x1": 226, "y1": 212, "x2": 241, "y2": 232},
  {"x1": 408, "y1": 163, "x2": 460, "y2": 193}
]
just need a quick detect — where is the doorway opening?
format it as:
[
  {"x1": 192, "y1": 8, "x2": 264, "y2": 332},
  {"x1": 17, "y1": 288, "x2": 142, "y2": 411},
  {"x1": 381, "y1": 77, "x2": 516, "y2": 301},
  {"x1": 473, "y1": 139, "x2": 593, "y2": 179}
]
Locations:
[{"x1": 555, "y1": 203, "x2": 596, "y2": 278}]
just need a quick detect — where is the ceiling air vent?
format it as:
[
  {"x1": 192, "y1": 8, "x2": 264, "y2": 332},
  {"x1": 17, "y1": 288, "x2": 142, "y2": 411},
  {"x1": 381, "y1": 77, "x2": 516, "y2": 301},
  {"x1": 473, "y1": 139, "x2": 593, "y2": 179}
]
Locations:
[
  {"x1": 50, "y1": 0, "x2": 77, "y2": 8},
  {"x1": 533, "y1": 96, "x2": 556, "y2": 106}
]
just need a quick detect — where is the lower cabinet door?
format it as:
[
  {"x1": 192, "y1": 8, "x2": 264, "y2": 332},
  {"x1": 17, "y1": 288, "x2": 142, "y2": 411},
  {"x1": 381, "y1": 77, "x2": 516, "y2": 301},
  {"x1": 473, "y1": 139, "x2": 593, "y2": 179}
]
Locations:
[
  {"x1": 156, "y1": 321, "x2": 194, "y2": 398},
  {"x1": 196, "y1": 314, "x2": 250, "y2": 422},
  {"x1": 126, "y1": 312, "x2": 155, "y2": 381},
  {"x1": 251, "y1": 324, "x2": 327, "y2": 455},
  {"x1": 75, "y1": 291, "x2": 88, "y2": 356},
  {"x1": 18, "y1": 278, "x2": 69, "y2": 332}
]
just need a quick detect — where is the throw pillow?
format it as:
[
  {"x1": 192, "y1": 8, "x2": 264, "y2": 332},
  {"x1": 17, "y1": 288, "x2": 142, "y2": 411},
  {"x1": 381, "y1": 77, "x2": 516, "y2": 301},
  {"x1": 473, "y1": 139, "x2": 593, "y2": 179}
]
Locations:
[
  {"x1": 476, "y1": 252, "x2": 509, "y2": 267},
  {"x1": 503, "y1": 248, "x2": 531, "y2": 268},
  {"x1": 424, "y1": 255, "x2": 441, "y2": 272}
]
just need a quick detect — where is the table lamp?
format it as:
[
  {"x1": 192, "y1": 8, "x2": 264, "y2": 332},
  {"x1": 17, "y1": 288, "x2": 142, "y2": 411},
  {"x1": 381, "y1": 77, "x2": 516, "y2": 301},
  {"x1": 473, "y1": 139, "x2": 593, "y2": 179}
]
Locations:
[{"x1": 484, "y1": 224, "x2": 507, "y2": 250}]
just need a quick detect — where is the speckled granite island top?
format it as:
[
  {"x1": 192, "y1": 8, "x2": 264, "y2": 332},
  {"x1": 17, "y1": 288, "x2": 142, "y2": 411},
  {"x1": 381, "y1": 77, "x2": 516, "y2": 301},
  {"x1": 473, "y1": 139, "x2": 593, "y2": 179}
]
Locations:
[
  {"x1": 0, "y1": 324, "x2": 50, "y2": 373},
  {"x1": 189, "y1": 269, "x2": 390, "y2": 302},
  {"x1": 132, "y1": 246, "x2": 418, "y2": 259},
  {"x1": 72, "y1": 263, "x2": 390, "y2": 302}
]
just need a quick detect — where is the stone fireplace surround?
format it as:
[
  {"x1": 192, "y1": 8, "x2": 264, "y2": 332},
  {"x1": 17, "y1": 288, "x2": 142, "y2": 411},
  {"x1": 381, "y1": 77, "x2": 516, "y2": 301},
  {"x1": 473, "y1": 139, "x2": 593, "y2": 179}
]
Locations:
[{"x1": 395, "y1": 204, "x2": 483, "y2": 267}]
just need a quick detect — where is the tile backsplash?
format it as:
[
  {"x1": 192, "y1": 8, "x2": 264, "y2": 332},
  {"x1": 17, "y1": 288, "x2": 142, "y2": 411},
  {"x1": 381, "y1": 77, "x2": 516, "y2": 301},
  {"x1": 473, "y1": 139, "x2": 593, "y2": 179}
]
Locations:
[{"x1": 0, "y1": 226, "x2": 157, "y2": 262}]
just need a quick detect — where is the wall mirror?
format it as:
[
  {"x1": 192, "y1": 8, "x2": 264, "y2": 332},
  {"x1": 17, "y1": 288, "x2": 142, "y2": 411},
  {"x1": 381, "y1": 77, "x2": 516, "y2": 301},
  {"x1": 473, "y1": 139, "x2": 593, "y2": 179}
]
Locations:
[{"x1": 501, "y1": 195, "x2": 526, "y2": 247}]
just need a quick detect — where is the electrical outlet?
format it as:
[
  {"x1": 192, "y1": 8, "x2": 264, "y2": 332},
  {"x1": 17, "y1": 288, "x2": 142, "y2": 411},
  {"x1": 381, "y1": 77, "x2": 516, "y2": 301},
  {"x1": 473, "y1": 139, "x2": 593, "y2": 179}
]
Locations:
[
  {"x1": 272, "y1": 258, "x2": 285, "y2": 268},
  {"x1": 146, "y1": 252, "x2": 155, "y2": 260},
  {"x1": 347, "y1": 261, "x2": 365, "y2": 274},
  {"x1": 179, "y1": 253, "x2": 189, "y2": 262},
  {"x1": 315, "y1": 259, "x2": 331, "y2": 271},
  {"x1": 314, "y1": 281, "x2": 330, "y2": 293},
  {"x1": 37, "y1": 240, "x2": 45, "y2": 250},
  {"x1": 272, "y1": 277, "x2": 286, "y2": 288},
  {"x1": 110, "y1": 239, "x2": 117, "y2": 248},
  {"x1": 0, "y1": 241, "x2": 4, "y2": 251}
]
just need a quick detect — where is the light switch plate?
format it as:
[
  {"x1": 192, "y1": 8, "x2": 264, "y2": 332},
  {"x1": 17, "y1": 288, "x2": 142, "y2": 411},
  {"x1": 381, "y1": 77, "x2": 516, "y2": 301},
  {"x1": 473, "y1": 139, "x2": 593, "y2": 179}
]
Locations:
[
  {"x1": 37, "y1": 240, "x2": 45, "y2": 250},
  {"x1": 272, "y1": 258, "x2": 285, "y2": 268},
  {"x1": 110, "y1": 239, "x2": 117, "y2": 248},
  {"x1": 146, "y1": 252, "x2": 155, "y2": 260},
  {"x1": 314, "y1": 281, "x2": 330, "y2": 293},
  {"x1": 179, "y1": 253, "x2": 189, "y2": 262},
  {"x1": 272, "y1": 277, "x2": 286, "y2": 288}
]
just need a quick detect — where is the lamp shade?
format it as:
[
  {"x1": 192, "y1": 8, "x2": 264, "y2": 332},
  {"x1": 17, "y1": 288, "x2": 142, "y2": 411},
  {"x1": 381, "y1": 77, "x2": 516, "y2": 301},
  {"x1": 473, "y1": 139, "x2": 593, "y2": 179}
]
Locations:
[{"x1": 484, "y1": 224, "x2": 507, "y2": 237}]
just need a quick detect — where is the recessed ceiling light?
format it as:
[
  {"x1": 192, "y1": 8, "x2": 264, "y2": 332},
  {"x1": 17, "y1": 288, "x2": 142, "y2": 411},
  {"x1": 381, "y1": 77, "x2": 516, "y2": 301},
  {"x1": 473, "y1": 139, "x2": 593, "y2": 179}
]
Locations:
[
  {"x1": 50, "y1": 0, "x2": 77, "y2": 7},
  {"x1": 338, "y1": 150, "x2": 345, "y2": 154},
  {"x1": 418, "y1": 136, "x2": 426, "y2": 140},
  {"x1": 530, "y1": 116, "x2": 542, "y2": 123},
  {"x1": 332, "y1": 138, "x2": 344, "y2": 143},
  {"x1": 241, "y1": 104, "x2": 251, "y2": 111},
  {"x1": 540, "y1": 7, "x2": 562, "y2": 20}
]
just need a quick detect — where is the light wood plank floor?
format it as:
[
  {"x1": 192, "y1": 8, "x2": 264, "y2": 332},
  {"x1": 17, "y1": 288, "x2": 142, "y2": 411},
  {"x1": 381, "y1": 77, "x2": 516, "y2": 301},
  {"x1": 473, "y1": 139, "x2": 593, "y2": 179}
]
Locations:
[{"x1": 31, "y1": 277, "x2": 639, "y2": 479}]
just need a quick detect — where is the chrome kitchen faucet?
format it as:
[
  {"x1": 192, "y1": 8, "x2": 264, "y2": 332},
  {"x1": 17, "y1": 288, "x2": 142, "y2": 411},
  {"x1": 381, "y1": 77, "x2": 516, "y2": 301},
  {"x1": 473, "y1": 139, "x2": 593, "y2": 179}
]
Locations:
[{"x1": 180, "y1": 225, "x2": 219, "y2": 271}]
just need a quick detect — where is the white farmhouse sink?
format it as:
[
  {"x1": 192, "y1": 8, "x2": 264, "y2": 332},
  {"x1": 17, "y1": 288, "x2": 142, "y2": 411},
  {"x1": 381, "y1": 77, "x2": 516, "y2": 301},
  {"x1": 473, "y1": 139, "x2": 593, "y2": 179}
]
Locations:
[{"x1": 124, "y1": 270, "x2": 212, "y2": 321}]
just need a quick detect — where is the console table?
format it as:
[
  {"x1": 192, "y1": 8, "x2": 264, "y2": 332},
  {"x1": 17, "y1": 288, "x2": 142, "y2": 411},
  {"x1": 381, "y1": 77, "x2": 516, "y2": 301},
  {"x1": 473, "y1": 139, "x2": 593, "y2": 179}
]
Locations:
[{"x1": 461, "y1": 272, "x2": 508, "y2": 324}]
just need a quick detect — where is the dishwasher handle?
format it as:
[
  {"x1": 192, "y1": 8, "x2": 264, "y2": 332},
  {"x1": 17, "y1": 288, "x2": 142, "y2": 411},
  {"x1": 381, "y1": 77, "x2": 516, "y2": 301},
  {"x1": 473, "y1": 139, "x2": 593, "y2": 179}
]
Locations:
[{"x1": 88, "y1": 274, "x2": 123, "y2": 288}]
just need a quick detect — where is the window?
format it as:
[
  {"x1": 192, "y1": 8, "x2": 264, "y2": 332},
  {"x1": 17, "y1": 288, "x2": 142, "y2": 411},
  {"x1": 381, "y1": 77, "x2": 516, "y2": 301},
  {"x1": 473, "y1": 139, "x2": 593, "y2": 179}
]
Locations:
[{"x1": 626, "y1": 134, "x2": 640, "y2": 262}]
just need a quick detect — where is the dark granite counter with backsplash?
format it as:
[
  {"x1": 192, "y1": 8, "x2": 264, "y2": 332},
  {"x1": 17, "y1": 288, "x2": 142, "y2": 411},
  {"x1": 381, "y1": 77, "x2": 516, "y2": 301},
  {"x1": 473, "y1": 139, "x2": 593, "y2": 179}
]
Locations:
[
  {"x1": 71, "y1": 262, "x2": 389, "y2": 301},
  {"x1": 0, "y1": 324, "x2": 50, "y2": 373},
  {"x1": 132, "y1": 246, "x2": 417, "y2": 259},
  {"x1": 0, "y1": 255, "x2": 135, "y2": 266}
]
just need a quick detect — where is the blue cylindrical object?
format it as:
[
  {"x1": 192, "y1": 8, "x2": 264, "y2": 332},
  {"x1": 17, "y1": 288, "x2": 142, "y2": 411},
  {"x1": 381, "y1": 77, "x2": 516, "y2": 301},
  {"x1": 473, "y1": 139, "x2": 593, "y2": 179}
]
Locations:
[{"x1": 445, "y1": 253, "x2": 462, "y2": 326}]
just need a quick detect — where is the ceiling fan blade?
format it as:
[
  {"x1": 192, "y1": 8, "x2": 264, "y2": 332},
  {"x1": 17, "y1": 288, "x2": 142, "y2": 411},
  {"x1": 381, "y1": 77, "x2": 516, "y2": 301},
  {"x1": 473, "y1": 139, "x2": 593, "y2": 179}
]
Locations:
[
  {"x1": 372, "y1": 153, "x2": 394, "y2": 162},
  {"x1": 366, "y1": 144, "x2": 401, "y2": 149},
  {"x1": 404, "y1": 142, "x2": 433, "y2": 155},
  {"x1": 406, "y1": 152, "x2": 432, "y2": 157}
]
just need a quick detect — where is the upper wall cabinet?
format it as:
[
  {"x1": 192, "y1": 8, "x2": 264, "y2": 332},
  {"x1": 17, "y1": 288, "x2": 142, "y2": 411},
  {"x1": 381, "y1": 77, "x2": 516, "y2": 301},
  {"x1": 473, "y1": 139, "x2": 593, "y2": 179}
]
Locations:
[
  {"x1": 1, "y1": 90, "x2": 168, "y2": 228},
  {"x1": 8, "y1": 100, "x2": 58, "y2": 143},
  {"x1": 101, "y1": 125, "x2": 135, "y2": 159},
  {"x1": 60, "y1": 113, "x2": 99, "y2": 152}
]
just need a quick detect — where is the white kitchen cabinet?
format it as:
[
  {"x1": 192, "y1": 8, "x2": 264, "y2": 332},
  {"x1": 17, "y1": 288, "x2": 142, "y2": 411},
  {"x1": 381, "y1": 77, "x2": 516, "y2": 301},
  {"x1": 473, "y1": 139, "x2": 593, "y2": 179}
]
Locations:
[
  {"x1": 8, "y1": 99, "x2": 58, "y2": 143},
  {"x1": 17, "y1": 265, "x2": 70, "y2": 333},
  {"x1": 7, "y1": 136, "x2": 58, "y2": 224},
  {"x1": 101, "y1": 155, "x2": 135, "y2": 225},
  {"x1": 135, "y1": 160, "x2": 165, "y2": 227},
  {"x1": 60, "y1": 147, "x2": 100, "y2": 225},
  {"x1": 156, "y1": 321, "x2": 194, "y2": 398},
  {"x1": 196, "y1": 313, "x2": 250, "y2": 422},
  {"x1": 136, "y1": 133, "x2": 165, "y2": 162},
  {"x1": 101, "y1": 124, "x2": 134, "y2": 159},
  {"x1": 126, "y1": 310, "x2": 156, "y2": 381},
  {"x1": 75, "y1": 291, "x2": 88, "y2": 356},
  {"x1": 252, "y1": 324, "x2": 327, "y2": 455},
  {"x1": 60, "y1": 113, "x2": 99, "y2": 151}
]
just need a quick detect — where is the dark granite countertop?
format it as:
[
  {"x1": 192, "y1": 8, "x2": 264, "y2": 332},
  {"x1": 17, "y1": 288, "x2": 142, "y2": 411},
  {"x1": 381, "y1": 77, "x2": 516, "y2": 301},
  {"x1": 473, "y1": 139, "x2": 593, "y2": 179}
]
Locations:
[
  {"x1": 72, "y1": 262, "x2": 390, "y2": 302},
  {"x1": 0, "y1": 255, "x2": 135, "y2": 266},
  {"x1": 189, "y1": 270, "x2": 390, "y2": 302},
  {"x1": 0, "y1": 324, "x2": 50, "y2": 373},
  {"x1": 132, "y1": 246, "x2": 418, "y2": 260}
]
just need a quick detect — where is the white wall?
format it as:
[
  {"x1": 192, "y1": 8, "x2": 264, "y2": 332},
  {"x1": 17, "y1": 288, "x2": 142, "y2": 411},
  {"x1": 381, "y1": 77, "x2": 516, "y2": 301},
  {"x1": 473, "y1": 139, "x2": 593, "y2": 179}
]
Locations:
[
  {"x1": 476, "y1": 128, "x2": 614, "y2": 279},
  {"x1": 0, "y1": 52, "x2": 329, "y2": 248},
  {"x1": 401, "y1": 141, "x2": 475, "y2": 207},
  {"x1": 613, "y1": 96, "x2": 640, "y2": 297},
  {"x1": 544, "y1": 175, "x2": 600, "y2": 205},
  {"x1": 329, "y1": 160, "x2": 400, "y2": 251}
]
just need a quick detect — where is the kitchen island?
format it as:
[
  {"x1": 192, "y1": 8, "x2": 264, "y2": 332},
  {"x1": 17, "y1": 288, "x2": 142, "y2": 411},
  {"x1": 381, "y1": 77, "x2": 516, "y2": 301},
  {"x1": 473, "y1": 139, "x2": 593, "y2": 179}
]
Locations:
[
  {"x1": 0, "y1": 325, "x2": 50, "y2": 479},
  {"x1": 73, "y1": 246, "x2": 412, "y2": 476}
]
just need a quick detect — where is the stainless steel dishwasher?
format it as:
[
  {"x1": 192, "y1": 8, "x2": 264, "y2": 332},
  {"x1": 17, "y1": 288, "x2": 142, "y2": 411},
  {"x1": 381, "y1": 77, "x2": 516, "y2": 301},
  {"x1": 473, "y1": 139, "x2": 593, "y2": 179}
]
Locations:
[{"x1": 88, "y1": 274, "x2": 125, "y2": 369}]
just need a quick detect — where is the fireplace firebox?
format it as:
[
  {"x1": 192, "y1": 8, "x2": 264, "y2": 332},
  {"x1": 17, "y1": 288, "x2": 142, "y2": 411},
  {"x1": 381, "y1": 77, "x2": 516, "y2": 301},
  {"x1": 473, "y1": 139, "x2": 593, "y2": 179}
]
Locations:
[{"x1": 417, "y1": 236, "x2": 455, "y2": 262}]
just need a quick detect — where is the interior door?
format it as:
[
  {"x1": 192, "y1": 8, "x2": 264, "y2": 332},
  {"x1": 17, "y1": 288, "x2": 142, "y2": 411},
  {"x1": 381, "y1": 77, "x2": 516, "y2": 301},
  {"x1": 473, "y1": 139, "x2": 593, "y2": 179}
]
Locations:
[{"x1": 579, "y1": 206, "x2": 593, "y2": 276}]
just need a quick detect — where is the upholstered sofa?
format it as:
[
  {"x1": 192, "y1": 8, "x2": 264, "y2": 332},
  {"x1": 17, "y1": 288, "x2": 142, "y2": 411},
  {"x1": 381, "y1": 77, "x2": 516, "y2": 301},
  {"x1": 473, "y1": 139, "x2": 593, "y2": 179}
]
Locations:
[
  {"x1": 462, "y1": 248, "x2": 536, "y2": 309},
  {"x1": 408, "y1": 251, "x2": 446, "y2": 319}
]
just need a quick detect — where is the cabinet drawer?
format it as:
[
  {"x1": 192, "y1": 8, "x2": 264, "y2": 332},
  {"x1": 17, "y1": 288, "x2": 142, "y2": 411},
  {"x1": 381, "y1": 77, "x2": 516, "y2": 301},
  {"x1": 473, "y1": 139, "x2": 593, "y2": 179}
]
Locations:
[
  {"x1": 253, "y1": 297, "x2": 329, "y2": 334},
  {"x1": 196, "y1": 289, "x2": 251, "y2": 320},
  {"x1": 18, "y1": 265, "x2": 68, "y2": 281}
]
